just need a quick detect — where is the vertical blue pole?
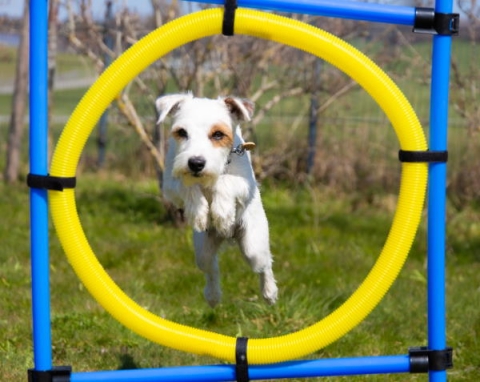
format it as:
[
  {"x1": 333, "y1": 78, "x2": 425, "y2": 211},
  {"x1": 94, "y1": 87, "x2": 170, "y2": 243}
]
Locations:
[
  {"x1": 29, "y1": 0, "x2": 52, "y2": 371},
  {"x1": 428, "y1": 0, "x2": 452, "y2": 381}
]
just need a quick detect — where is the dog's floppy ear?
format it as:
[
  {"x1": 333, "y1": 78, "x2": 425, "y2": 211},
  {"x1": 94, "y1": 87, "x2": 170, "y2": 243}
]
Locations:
[
  {"x1": 223, "y1": 97, "x2": 255, "y2": 122},
  {"x1": 155, "y1": 93, "x2": 193, "y2": 124}
]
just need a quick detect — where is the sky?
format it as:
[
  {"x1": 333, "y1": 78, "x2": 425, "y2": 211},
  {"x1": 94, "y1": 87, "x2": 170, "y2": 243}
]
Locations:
[{"x1": 0, "y1": 0, "x2": 154, "y2": 19}]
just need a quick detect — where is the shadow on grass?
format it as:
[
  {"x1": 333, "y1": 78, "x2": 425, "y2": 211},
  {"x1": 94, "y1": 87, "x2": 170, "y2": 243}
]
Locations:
[
  {"x1": 118, "y1": 353, "x2": 140, "y2": 370},
  {"x1": 76, "y1": 187, "x2": 169, "y2": 225}
]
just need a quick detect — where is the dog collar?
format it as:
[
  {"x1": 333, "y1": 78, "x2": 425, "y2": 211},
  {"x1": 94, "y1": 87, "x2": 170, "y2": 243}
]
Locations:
[
  {"x1": 226, "y1": 142, "x2": 256, "y2": 167},
  {"x1": 231, "y1": 142, "x2": 256, "y2": 156}
]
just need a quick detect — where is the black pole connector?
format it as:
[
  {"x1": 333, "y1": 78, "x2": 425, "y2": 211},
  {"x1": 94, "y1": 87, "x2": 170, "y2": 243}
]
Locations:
[
  {"x1": 413, "y1": 7, "x2": 460, "y2": 35},
  {"x1": 409, "y1": 347, "x2": 453, "y2": 373},
  {"x1": 222, "y1": 0, "x2": 238, "y2": 36},
  {"x1": 398, "y1": 150, "x2": 448, "y2": 163},
  {"x1": 28, "y1": 366, "x2": 72, "y2": 382},
  {"x1": 235, "y1": 337, "x2": 249, "y2": 382},
  {"x1": 434, "y1": 12, "x2": 460, "y2": 35},
  {"x1": 27, "y1": 174, "x2": 77, "y2": 191},
  {"x1": 414, "y1": 7, "x2": 435, "y2": 33}
]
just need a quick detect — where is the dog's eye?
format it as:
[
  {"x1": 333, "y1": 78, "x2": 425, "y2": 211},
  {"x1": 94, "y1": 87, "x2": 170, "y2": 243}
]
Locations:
[
  {"x1": 174, "y1": 128, "x2": 188, "y2": 140},
  {"x1": 211, "y1": 131, "x2": 225, "y2": 141}
]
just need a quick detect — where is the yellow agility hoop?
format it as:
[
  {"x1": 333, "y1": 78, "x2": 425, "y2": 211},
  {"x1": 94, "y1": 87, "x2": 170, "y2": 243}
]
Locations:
[{"x1": 49, "y1": 9, "x2": 427, "y2": 364}]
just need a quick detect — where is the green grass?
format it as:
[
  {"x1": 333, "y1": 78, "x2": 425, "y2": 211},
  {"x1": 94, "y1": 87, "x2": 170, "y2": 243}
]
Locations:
[{"x1": 1, "y1": 175, "x2": 479, "y2": 380}]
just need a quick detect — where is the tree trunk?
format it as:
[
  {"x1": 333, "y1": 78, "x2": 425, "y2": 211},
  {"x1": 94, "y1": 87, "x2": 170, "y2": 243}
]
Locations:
[
  {"x1": 4, "y1": 0, "x2": 29, "y2": 183},
  {"x1": 307, "y1": 59, "x2": 322, "y2": 175},
  {"x1": 48, "y1": 0, "x2": 59, "y2": 161},
  {"x1": 97, "y1": 0, "x2": 114, "y2": 168}
]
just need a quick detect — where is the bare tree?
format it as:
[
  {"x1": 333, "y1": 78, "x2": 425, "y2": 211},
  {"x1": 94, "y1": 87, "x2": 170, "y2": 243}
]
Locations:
[
  {"x1": 4, "y1": 0, "x2": 29, "y2": 183},
  {"x1": 58, "y1": 3, "x2": 384, "y2": 191},
  {"x1": 48, "y1": 0, "x2": 60, "y2": 159}
]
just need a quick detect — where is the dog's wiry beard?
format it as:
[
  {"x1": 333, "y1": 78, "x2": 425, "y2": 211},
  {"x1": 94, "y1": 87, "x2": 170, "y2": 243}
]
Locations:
[
  {"x1": 173, "y1": 162, "x2": 222, "y2": 188},
  {"x1": 178, "y1": 171, "x2": 218, "y2": 188}
]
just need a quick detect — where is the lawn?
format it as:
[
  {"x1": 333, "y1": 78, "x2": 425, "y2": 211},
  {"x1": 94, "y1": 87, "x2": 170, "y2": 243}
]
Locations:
[{"x1": 0, "y1": 174, "x2": 479, "y2": 381}]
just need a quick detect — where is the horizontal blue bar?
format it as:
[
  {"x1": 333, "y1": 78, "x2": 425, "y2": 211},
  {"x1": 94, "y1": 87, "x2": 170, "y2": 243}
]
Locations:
[
  {"x1": 184, "y1": 0, "x2": 416, "y2": 25},
  {"x1": 72, "y1": 355, "x2": 410, "y2": 381}
]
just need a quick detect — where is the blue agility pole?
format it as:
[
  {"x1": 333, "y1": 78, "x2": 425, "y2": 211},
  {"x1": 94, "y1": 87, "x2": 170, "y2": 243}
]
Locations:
[
  {"x1": 29, "y1": 0, "x2": 52, "y2": 373},
  {"x1": 184, "y1": 0, "x2": 416, "y2": 25},
  {"x1": 71, "y1": 355, "x2": 410, "y2": 382},
  {"x1": 427, "y1": 0, "x2": 454, "y2": 380}
]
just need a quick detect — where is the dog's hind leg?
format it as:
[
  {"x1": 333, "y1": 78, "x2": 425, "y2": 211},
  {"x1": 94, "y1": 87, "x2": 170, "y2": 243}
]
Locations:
[
  {"x1": 193, "y1": 230, "x2": 223, "y2": 307},
  {"x1": 237, "y1": 211, "x2": 278, "y2": 305}
]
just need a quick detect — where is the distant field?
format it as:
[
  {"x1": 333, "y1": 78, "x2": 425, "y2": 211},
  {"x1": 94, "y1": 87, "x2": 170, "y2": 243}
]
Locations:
[
  {"x1": 0, "y1": 44, "x2": 17, "y2": 81},
  {"x1": 0, "y1": 44, "x2": 96, "y2": 121},
  {"x1": 0, "y1": 44, "x2": 96, "y2": 83}
]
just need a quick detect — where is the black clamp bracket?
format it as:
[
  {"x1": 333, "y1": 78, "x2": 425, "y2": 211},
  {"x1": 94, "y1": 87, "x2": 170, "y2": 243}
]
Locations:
[
  {"x1": 222, "y1": 0, "x2": 238, "y2": 36},
  {"x1": 235, "y1": 337, "x2": 250, "y2": 382},
  {"x1": 28, "y1": 366, "x2": 72, "y2": 382},
  {"x1": 27, "y1": 173, "x2": 76, "y2": 191},
  {"x1": 398, "y1": 150, "x2": 448, "y2": 163},
  {"x1": 413, "y1": 8, "x2": 460, "y2": 35},
  {"x1": 409, "y1": 347, "x2": 453, "y2": 373}
]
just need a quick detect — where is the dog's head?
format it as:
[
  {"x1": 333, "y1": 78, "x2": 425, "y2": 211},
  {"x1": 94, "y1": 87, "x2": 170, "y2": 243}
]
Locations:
[{"x1": 156, "y1": 93, "x2": 254, "y2": 186}]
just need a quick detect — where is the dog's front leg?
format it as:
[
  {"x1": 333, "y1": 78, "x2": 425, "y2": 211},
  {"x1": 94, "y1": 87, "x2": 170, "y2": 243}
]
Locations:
[
  {"x1": 183, "y1": 186, "x2": 209, "y2": 232},
  {"x1": 163, "y1": 175, "x2": 209, "y2": 231},
  {"x1": 193, "y1": 230, "x2": 223, "y2": 307},
  {"x1": 210, "y1": 175, "x2": 249, "y2": 237}
]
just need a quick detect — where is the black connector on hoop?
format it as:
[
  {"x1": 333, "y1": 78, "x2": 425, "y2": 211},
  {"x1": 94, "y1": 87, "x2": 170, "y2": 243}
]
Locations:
[
  {"x1": 235, "y1": 337, "x2": 250, "y2": 382},
  {"x1": 398, "y1": 150, "x2": 448, "y2": 164},
  {"x1": 28, "y1": 366, "x2": 72, "y2": 382},
  {"x1": 409, "y1": 347, "x2": 453, "y2": 373},
  {"x1": 413, "y1": 7, "x2": 460, "y2": 35},
  {"x1": 27, "y1": 173, "x2": 76, "y2": 191},
  {"x1": 222, "y1": 0, "x2": 238, "y2": 36}
]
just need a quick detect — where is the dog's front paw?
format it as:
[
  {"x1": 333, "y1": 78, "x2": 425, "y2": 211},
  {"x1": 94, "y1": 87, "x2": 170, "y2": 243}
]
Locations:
[
  {"x1": 260, "y1": 270, "x2": 278, "y2": 305},
  {"x1": 192, "y1": 212, "x2": 209, "y2": 232},
  {"x1": 263, "y1": 282, "x2": 278, "y2": 305},
  {"x1": 185, "y1": 206, "x2": 209, "y2": 232},
  {"x1": 210, "y1": 198, "x2": 236, "y2": 237}
]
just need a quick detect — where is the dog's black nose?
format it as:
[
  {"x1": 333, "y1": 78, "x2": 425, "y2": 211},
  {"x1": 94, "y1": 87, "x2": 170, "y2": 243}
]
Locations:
[{"x1": 188, "y1": 156, "x2": 206, "y2": 173}]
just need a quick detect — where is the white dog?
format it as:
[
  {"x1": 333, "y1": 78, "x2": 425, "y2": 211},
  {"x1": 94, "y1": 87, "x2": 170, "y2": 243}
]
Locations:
[{"x1": 156, "y1": 93, "x2": 278, "y2": 307}]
